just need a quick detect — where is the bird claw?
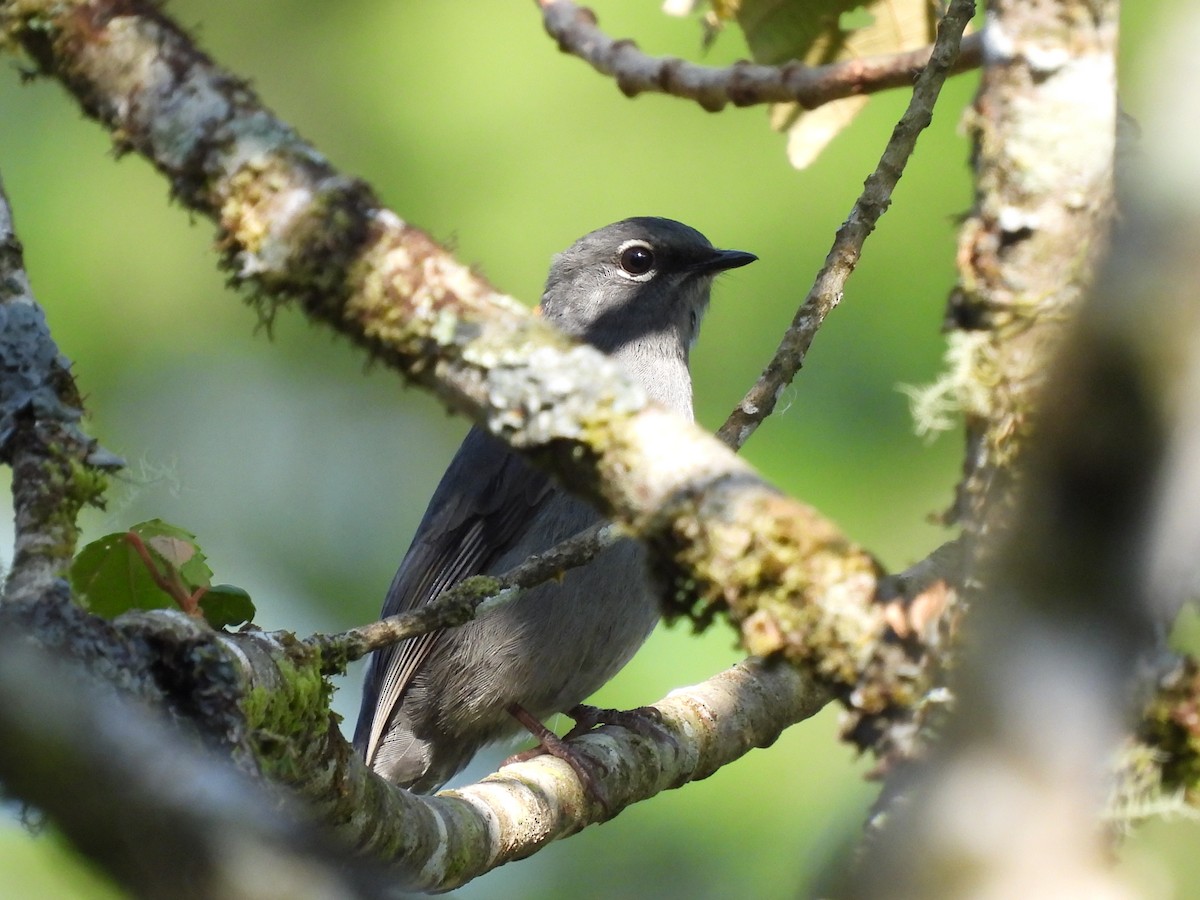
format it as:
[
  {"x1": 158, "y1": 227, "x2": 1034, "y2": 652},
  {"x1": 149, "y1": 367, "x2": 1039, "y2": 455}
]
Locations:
[
  {"x1": 502, "y1": 703, "x2": 677, "y2": 811},
  {"x1": 565, "y1": 703, "x2": 676, "y2": 750},
  {"x1": 504, "y1": 703, "x2": 612, "y2": 810}
]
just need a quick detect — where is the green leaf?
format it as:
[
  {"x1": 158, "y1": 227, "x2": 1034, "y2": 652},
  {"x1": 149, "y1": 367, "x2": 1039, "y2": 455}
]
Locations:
[
  {"x1": 71, "y1": 532, "x2": 175, "y2": 618},
  {"x1": 198, "y1": 584, "x2": 256, "y2": 630},
  {"x1": 69, "y1": 519, "x2": 214, "y2": 619}
]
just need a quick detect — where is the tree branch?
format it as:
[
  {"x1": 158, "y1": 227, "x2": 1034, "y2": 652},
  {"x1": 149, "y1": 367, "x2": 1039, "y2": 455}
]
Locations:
[
  {"x1": 848, "y1": 2, "x2": 1164, "y2": 895},
  {"x1": 0, "y1": 174, "x2": 117, "y2": 605},
  {"x1": 1, "y1": 568, "x2": 835, "y2": 891},
  {"x1": 0, "y1": 630, "x2": 389, "y2": 900},
  {"x1": 249, "y1": 644, "x2": 833, "y2": 890},
  {"x1": 321, "y1": 522, "x2": 617, "y2": 663},
  {"x1": 717, "y1": 0, "x2": 977, "y2": 450},
  {"x1": 536, "y1": 0, "x2": 982, "y2": 114},
  {"x1": 944, "y1": 0, "x2": 1118, "y2": 553}
]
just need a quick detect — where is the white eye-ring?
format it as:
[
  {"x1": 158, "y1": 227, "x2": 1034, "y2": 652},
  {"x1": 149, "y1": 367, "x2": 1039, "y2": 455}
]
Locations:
[{"x1": 616, "y1": 240, "x2": 656, "y2": 282}]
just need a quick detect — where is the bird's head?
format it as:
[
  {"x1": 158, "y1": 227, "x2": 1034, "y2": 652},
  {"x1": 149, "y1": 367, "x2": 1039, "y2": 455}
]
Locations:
[{"x1": 539, "y1": 217, "x2": 756, "y2": 358}]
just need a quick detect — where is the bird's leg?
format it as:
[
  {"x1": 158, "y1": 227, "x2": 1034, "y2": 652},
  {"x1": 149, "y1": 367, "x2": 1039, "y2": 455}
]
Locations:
[{"x1": 504, "y1": 703, "x2": 610, "y2": 808}]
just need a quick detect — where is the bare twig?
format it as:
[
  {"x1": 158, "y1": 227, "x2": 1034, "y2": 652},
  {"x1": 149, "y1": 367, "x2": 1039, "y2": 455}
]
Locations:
[
  {"x1": 319, "y1": 522, "x2": 617, "y2": 664},
  {"x1": 537, "y1": 0, "x2": 981, "y2": 113},
  {"x1": 718, "y1": 0, "x2": 977, "y2": 450}
]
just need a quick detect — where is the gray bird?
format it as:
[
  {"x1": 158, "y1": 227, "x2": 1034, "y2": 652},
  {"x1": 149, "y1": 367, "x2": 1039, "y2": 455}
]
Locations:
[{"x1": 354, "y1": 217, "x2": 756, "y2": 792}]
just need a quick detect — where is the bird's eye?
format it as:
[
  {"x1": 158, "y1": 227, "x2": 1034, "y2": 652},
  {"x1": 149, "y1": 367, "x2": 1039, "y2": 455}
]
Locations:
[{"x1": 619, "y1": 243, "x2": 655, "y2": 276}]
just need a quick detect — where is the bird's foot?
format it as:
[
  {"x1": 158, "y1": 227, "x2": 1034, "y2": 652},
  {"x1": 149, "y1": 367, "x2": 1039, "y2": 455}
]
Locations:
[
  {"x1": 504, "y1": 703, "x2": 611, "y2": 810},
  {"x1": 565, "y1": 703, "x2": 676, "y2": 750}
]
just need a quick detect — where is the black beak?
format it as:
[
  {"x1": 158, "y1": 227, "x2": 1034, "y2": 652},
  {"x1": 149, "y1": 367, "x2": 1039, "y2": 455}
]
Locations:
[{"x1": 694, "y1": 248, "x2": 758, "y2": 274}]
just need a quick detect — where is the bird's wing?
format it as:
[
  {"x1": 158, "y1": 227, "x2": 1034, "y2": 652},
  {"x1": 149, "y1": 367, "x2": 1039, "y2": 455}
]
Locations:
[{"x1": 355, "y1": 427, "x2": 555, "y2": 765}]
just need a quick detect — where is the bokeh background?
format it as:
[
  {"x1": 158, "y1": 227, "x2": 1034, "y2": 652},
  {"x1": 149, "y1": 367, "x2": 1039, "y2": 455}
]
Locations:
[{"x1": 0, "y1": 2, "x2": 1184, "y2": 897}]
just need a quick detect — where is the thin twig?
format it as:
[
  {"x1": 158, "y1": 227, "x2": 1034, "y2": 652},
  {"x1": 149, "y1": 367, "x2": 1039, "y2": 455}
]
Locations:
[
  {"x1": 318, "y1": 523, "x2": 618, "y2": 666},
  {"x1": 718, "y1": 0, "x2": 978, "y2": 450},
  {"x1": 537, "y1": 0, "x2": 981, "y2": 113}
]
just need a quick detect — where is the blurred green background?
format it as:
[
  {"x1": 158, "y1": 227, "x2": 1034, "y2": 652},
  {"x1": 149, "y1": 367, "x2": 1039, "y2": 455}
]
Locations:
[{"x1": 0, "y1": 2, "x2": 1184, "y2": 897}]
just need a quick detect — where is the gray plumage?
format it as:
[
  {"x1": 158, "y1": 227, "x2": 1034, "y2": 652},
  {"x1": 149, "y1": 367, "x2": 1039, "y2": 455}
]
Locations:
[{"x1": 354, "y1": 217, "x2": 756, "y2": 791}]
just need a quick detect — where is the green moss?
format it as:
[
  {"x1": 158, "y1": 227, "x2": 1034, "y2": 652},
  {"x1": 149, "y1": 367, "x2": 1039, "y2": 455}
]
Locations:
[
  {"x1": 66, "y1": 455, "x2": 108, "y2": 507},
  {"x1": 663, "y1": 487, "x2": 879, "y2": 681},
  {"x1": 454, "y1": 574, "x2": 503, "y2": 600},
  {"x1": 241, "y1": 636, "x2": 335, "y2": 780},
  {"x1": 14, "y1": 442, "x2": 109, "y2": 583}
]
